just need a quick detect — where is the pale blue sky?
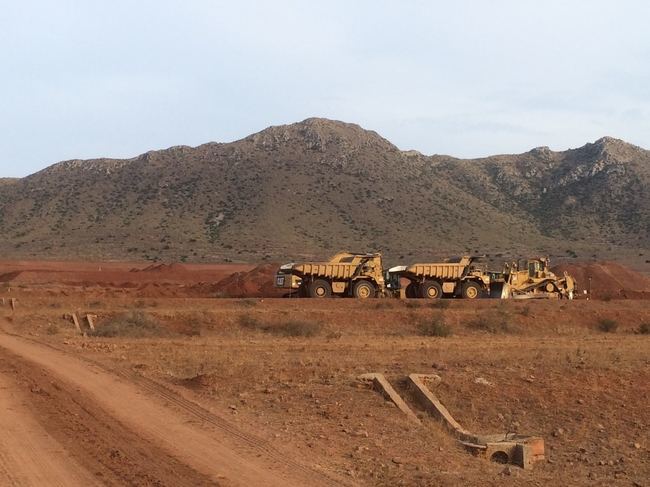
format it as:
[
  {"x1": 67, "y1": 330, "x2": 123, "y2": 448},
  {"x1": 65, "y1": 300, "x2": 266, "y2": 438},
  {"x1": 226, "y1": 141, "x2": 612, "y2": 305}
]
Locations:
[{"x1": 1, "y1": 1, "x2": 649, "y2": 177}]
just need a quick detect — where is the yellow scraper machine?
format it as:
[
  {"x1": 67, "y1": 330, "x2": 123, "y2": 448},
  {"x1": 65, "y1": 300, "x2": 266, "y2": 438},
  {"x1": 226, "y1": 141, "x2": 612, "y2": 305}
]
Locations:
[{"x1": 275, "y1": 251, "x2": 576, "y2": 300}]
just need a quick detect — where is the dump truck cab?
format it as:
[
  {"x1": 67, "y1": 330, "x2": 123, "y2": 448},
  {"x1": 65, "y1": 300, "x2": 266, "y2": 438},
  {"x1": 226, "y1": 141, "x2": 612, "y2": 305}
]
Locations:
[{"x1": 275, "y1": 251, "x2": 386, "y2": 298}]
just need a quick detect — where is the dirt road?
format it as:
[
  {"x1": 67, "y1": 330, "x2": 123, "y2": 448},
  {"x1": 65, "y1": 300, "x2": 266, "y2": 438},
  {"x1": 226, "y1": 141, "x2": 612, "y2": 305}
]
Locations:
[
  {"x1": 0, "y1": 372, "x2": 101, "y2": 486},
  {"x1": 0, "y1": 331, "x2": 343, "y2": 487}
]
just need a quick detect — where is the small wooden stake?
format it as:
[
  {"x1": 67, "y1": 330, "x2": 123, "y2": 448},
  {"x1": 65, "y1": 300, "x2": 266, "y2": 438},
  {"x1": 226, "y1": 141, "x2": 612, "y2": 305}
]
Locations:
[
  {"x1": 71, "y1": 313, "x2": 81, "y2": 334},
  {"x1": 86, "y1": 314, "x2": 96, "y2": 331}
]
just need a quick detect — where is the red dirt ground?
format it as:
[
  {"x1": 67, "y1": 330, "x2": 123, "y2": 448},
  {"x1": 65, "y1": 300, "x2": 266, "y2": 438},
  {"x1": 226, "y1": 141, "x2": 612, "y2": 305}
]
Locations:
[
  {"x1": 1, "y1": 293, "x2": 648, "y2": 486},
  {"x1": 1, "y1": 259, "x2": 649, "y2": 300}
]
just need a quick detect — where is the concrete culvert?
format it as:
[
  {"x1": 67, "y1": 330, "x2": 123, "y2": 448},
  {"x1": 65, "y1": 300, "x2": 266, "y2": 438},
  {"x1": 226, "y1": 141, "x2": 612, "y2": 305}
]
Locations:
[{"x1": 491, "y1": 451, "x2": 509, "y2": 464}]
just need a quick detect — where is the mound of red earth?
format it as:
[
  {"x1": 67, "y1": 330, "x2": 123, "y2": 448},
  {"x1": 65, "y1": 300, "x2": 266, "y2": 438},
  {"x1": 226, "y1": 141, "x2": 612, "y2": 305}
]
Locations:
[
  {"x1": 131, "y1": 263, "x2": 190, "y2": 273},
  {"x1": 554, "y1": 262, "x2": 650, "y2": 299},
  {"x1": 195, "y1": 263, "x2": 284, "y2": 298}
]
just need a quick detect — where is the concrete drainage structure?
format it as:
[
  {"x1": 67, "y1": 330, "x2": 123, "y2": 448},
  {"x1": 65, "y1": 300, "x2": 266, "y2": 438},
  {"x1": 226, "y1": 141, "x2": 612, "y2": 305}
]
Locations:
[{"x1": 358, "y1": 372, "x2": 545, "y2": 470}]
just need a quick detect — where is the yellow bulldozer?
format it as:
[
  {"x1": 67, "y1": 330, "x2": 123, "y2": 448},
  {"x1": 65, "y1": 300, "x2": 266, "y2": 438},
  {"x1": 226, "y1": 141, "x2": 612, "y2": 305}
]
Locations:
[{"x1": 489, "y1": 257, "x2": 575, "y2": 299}]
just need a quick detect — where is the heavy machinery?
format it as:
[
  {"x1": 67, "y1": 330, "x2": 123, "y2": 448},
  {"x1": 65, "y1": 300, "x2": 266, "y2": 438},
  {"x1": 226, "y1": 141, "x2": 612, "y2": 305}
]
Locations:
[
  {"x1": 276, "y1": 252, "x2": 576, "y2": 300},
  {"x1": 387, "y1": 256, "x2": 490, "y2": 299},
  {"x1": 490, "y1": 257, "x2": 575, "y2": 299},
  {"x1": 275, "y1": 251, "x2": 385, "y2": 298}
]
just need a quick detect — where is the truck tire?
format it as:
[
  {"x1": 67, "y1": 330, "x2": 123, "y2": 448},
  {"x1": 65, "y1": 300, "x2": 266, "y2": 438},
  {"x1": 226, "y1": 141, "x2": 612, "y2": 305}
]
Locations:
[
  {"x1": 405, "y1": 282, "x2": 419, "y2": 298},
  {"x1": 420, "y1": 280, "x2": 442, "y2": 299},
  {"x1": 461, "y1": 281, "x2": 482, "y2": 299},
  {"x1": 353, "y1": 280, "x2": 376, "y2": 299},
  {"x1": 308, "y1": 279, "x2": 332, "y2": 298}
]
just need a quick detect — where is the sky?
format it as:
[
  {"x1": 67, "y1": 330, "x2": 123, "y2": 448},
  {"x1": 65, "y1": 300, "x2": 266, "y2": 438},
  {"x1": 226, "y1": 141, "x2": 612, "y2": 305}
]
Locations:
[{"x1": 1, "y1": 1, "x2": 649, "y2": 177}]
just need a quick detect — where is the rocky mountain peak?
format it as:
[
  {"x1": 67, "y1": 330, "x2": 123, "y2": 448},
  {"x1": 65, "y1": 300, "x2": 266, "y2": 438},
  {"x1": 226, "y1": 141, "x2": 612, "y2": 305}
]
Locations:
[
  {"x1": 528, "y1": 146, "x2": 555, "y2": 160},
  {"x1": 244, "y1": 117, "x2": 397, "y2": 153},
  {"x1": 584, "y1": 136, "x2": 645, "y2": 162}
]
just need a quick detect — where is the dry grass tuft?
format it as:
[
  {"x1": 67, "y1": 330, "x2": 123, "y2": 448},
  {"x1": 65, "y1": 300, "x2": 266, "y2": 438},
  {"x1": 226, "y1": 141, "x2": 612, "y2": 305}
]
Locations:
[
  {"x1": 45, "y1": 324, "x2": 59, "y2": 335},
  {"x1": 92, "y1": 310, "x2": 169, "y2": 338},
  {"x1": 238, "y1": 314, "x2": 322, "y2": 337},
  {"x1": 269, "y1": 320, "x2": 323, "y2": 337},
  {"x1": 597, "y1": 318, "x2": 618, "y2": 333},
  {"x1": 417, "y1": 314, "x2": 452, "y2": 337},
  {"x1": 429, "y1": 300, "x2": 451, "y2": 310},
  {"x1": 238, "y1": 299, "x2": 258, "y2": 307},
  {"x1": 468, "y1": 308, "x2": 516, "y2": 334},
  {"x1": 373, "y1": 300, "x2": 395, "y2": 309},
  {"x1": 636, "y1": 322, "x2": 650, "y2": 335}
]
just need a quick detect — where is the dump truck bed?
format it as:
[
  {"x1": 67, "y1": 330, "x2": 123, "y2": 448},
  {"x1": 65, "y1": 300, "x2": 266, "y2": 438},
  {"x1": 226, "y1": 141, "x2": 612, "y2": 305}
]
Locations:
[
  {"x1": 404, "y1": 262, "x2": 469, "y2": 279},
  {"x1": 291, "y1": 263, "x2": 361, "y2": 279}
]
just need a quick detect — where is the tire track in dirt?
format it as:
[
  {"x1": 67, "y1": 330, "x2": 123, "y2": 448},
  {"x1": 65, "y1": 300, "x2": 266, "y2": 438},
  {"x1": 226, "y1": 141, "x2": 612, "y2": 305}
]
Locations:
[
  {"x1": 0, "y1": 368, "x2": 99, "y2": 486},
  {"x1": 0, "y1": 331, "x2": 348, "y2": 487},
  {"x1": 0, "y1": 348, "x2": 215, "y2": 486}
]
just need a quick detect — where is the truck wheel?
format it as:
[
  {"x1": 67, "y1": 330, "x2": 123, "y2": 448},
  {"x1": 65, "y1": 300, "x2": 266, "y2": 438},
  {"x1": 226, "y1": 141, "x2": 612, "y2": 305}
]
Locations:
[
  {"x1": 461, "y1": 281, "x2": 481, "y2": 299},
  {"x1": 353, "y1": 280, "x2": 376, "y2": 299},
  {"x1": 420, "y1": 281, "x2": 442, "y2": 299},
  {"x1": 405, "y1": 282, "x2": 419, "y2": 298},
  {"x1": 309, "y1": 279, "x2": 332, "y2": 298}
]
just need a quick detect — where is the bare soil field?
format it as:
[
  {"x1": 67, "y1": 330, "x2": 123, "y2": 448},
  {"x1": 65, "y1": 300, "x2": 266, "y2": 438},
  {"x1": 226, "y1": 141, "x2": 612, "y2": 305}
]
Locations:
[{"x1": 0, "y1": 260, "x2": 648, "y2": 486}]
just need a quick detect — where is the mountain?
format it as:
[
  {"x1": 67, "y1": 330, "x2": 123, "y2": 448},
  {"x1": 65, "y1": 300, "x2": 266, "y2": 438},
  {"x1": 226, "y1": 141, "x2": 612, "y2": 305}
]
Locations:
[
  {"x1": 0, "y1": 118, "x2": 648, "y2": 267},
  {"x1": 0, "y1": 178, "x2": 18, "y2": 187}
]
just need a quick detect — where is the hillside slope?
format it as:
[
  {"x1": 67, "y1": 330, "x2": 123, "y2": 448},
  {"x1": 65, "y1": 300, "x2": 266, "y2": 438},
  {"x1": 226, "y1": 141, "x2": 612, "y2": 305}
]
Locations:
[{"x1": 0, "y1": 118, "x2": 648, "y2": 266}]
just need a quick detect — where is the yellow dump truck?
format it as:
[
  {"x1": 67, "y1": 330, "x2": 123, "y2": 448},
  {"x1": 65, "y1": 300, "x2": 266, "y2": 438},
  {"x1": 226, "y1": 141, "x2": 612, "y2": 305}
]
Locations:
[
  {"x1": 275, "y1": 251, "x2": 385, "y2": 298},
  {"x1": 387, "y1": 256, "x2": 490, "y2": 299}
]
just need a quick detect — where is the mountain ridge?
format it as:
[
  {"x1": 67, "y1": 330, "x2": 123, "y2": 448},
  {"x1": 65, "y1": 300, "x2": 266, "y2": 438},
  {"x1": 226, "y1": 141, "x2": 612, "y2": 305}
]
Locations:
[{"x1": 0, "y1": 118, "x2": 648, "y2": 267}]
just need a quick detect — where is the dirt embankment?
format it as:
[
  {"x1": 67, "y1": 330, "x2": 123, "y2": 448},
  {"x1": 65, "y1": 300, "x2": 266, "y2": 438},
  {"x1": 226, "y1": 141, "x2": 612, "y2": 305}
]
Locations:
[
  {"x1": 554, "y1": 261, "x2": 650, "y2": 299},
  {"x1": 1, "y1": 259, "x2": 649, "y2": 300},
  {"x1": 193, "y1": 264, "x2": 284, "y2": 298}
]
